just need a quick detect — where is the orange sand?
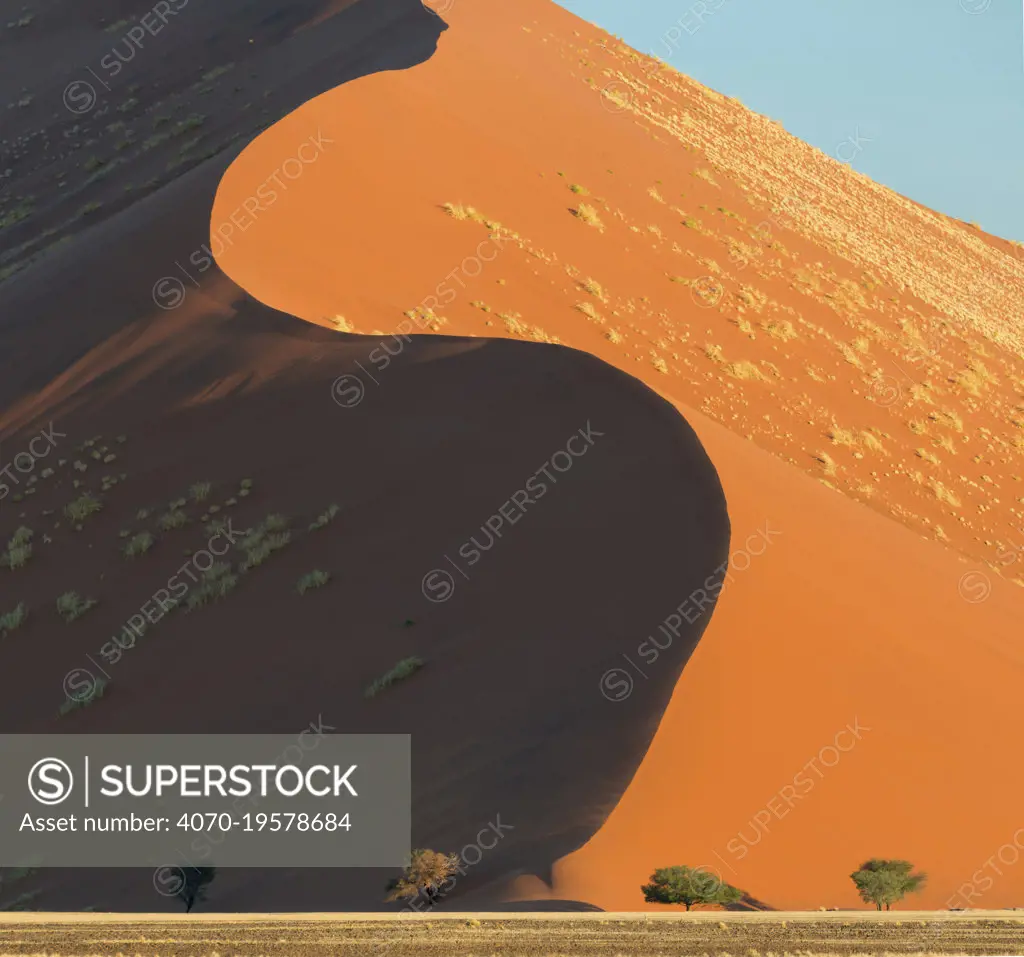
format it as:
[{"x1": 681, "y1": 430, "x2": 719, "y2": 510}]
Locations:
[{"x1": 211, "y1": 0, "x2": 1024, "y2": 909}]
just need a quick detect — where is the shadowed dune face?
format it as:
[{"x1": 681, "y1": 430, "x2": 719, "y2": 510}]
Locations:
[
  {"x1": 209, "y1": 0, "x2": 1024, "y2": 913},
  {"x1": 0, "y1": 298, "x2": 730, "y2": 910},
  {"x1": 0, "y1": 0, "x2": 445, "y2": 344}
]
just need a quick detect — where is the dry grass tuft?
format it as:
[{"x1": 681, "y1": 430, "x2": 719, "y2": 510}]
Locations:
[
  {"x1": 838, "y1": 342, "x2": 864, "y2": 368},
  {"x1": 725, "y1": 359, "x2": 768, "y2": 381},
  {"x1": 573, "y1": 203, "x2": 604, "y2": 229},
  {"x1": 763, "y1": 318, "x2": 797, "y2": 341},
  {"x1": 933, "y1": 409, "x2": 964, "y2": 432},
  {"x1": 908, "y1": 383, "x2": 935, "y2": 405},
  {"x1": 826, "y1": 424, "x2": 857, "y2": 447},
  {"x1": 813, "y1": 450, "x2": 838, "y2": 475},
  {"x1": 952, "y1": 358, "x2": 997, "y2": 396},
  {"x1": 736, "y1": 286, "x2": 768, "y2": 312},
  {"x1": 733, "y1": 317, "x2": 755, "y2": 336},
  {"x1": 704, "y1": 343, "x2": 767, "y2": 381},
  {"x1": 440, "y1": 203, "x2": 504, "y2": 231},
  {"x1": 329, "y1": 315, "x2": 354, "y2": 332},
  {"x1": 861, "y1": 431, "x2": 886, "y2": 454},
  {"x1": 929, "y1": 479, "x2": 961, "y2": 507},
  {"x1": 501, "y1": 312, "x2": 560, "y2": 344},
  {"x1": 442, "y1": 202, "x2": 478, "y2": 221}
]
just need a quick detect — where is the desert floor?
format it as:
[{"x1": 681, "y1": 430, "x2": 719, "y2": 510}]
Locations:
[{"x1": 3, "y1": 912, "x2": 1024, "y2": 956}]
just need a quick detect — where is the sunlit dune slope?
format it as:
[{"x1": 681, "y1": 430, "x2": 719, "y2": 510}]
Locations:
[{"x1": 211, "y1": 0, "x2": 1024, "y2": 910}]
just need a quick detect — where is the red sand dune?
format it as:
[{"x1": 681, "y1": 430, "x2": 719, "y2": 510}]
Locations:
[{"x1": 211, "y1": 0, "x2": 1024, "y2": 910}]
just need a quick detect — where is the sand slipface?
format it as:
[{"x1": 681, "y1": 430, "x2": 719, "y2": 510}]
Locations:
[
  {"x1": 0, "y1": 302, "x2": 731, "y2": 910},
  {"x1": 210, "y1": 0, "x2": 1024, "y2": 912}
]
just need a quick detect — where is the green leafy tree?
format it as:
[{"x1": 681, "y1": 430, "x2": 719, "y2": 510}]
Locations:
[
  {"x1": 641, "y1": 865, "x2": 742, "y2": 911},
  {"x1": 850, "y1": 859, "x2": 927, "y2": 910},
  {"x1": 177, "y1": 866, "x2": 216, "y2": 913},
  {"x1": 385, "y1": 848, "x2": 460, "y2": 906}
]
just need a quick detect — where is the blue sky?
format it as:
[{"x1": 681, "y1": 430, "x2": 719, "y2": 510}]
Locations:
[{"x1": 557, "y1": 0, "x2": 1023, "y2": 242}]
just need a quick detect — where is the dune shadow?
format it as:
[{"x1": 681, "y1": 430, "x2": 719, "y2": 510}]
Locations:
[{"x1": 0, "y1": 0, "x2": 446, "y2": 411}]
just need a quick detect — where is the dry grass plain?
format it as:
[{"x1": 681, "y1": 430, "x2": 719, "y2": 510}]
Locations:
[{"x1": 2, "y1": 913, "x2": 1024, "y2": 957}]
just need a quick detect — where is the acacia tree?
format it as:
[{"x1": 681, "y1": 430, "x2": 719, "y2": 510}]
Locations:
[
  {"x1": 176, "y1": 866, "x2": 217, "y2": 913},
  {"x1": 641, "y1": 865, "x2": 742, "y2": 911},
  {"x1": 850, "y1": 859, "x2": 927, "y2": 910},
  {"x1": 385, "y1": 848, "x2": 461, "y2": 906}
]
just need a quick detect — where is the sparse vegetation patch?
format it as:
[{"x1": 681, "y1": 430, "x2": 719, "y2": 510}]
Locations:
[
  {"x1": 365, "y1": 657, "x2": 425, "y2": 698},
  {"x1": 56, "y1": 591, "x2": 98, "y2": 623},
  {"x1": 297, "y1": 570, "x2": 331, "y2": 595}
]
